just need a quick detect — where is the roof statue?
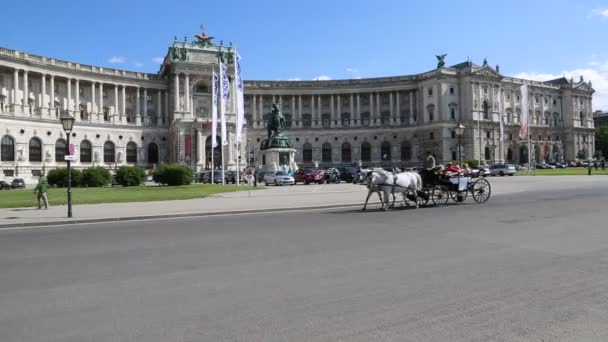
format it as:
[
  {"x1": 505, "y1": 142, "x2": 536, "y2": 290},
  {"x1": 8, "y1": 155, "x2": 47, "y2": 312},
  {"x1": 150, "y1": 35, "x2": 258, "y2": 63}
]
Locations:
[
  {"x1": 436, "y1": 54, "x2": 447, "y2": 69},
  {"x1": 194, "y1": 25, "x2": 215, "y2": 47},
  {"x1": 483, "y1": 57, "x2": 488, "y2": 67}
]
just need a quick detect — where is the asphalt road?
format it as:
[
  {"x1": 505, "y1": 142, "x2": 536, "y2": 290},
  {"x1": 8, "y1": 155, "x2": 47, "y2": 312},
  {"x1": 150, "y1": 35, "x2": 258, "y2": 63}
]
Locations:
[{"x1": 2, "y1": 182, "x2": 608, "y2": 341}]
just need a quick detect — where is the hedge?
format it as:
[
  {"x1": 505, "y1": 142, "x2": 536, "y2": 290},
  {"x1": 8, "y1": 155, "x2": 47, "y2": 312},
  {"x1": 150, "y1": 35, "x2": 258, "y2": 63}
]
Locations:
[
  {"x1": 82, "y1": 167, "x2": 112, "y2": 187},
  {"x1": 153, "y1": 164, "x2": 193, "y2": 186},
  {"x1": 47, "y1": 168, "x2": 82, "y2": 187},
  {"x1": 115, "y1": 166, "x2": 147, "y2": 187}
]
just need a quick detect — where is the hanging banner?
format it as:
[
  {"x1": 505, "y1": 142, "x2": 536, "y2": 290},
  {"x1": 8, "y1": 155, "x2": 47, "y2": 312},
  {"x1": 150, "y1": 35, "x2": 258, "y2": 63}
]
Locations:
[
  {"x1": 519, "y1": 84, "x2": 529, "y2": 140},
  {"x1": 185, "y1": 134, "x2": 192, "y2": 157},
  {"x1": 211, "y1": 71, "x2": 219, "y2": 148}
]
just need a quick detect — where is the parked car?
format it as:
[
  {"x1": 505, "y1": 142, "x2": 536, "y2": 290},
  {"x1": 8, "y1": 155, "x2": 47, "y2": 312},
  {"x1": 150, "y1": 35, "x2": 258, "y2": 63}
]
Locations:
[
  {"x1": 264, "y1": 171, "x2": 295, "y2": 186},
  {"x1": 338, "y1": 167, "x2": 358, "y2": 183},
  {"x1": 548, "y1": 162, "x2": 567, "y2": 169},
  {"x1": 0, "y1": 180, "x2": 11, "y2": 190},
  {"x1": 200, "y1": 171, "x2": 224, "y2": 184},
  {"x1": 10, "y1": 178, "x2": 26, "y2": 189},
  {"x1": 472, "y1": 166, "x2": 490, "y2": 177},
  {"x1": 489, "y1": 164, "x2": 516, "y2": 176},
  {"x1": 294, "y1": 169, "x2": 325, "y2": 184},
  {"x1": 324, "y1": 168, "x2": 341, "y2": 184}
]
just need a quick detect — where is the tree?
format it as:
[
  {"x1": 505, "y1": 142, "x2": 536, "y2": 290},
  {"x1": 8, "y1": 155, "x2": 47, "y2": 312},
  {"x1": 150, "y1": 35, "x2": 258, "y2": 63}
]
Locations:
[{"x1": 595, "y1": 126, "x2": 608, "y2": 159}]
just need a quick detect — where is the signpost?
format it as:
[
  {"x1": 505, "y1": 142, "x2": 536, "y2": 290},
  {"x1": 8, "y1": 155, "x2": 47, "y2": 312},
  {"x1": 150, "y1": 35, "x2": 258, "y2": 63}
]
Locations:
[{"x1": 64, "y1": 144, "x2": 77, "y2": 161}]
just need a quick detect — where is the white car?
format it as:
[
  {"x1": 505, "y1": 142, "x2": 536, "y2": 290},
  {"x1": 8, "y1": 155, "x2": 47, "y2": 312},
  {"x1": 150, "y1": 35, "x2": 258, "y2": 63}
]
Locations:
[
  {"x1": 264, "y1": 171, "x2": 295, "y2": 186},
  {"x1": 489, "y1": 164, "x2": 516, "y2": 176}
]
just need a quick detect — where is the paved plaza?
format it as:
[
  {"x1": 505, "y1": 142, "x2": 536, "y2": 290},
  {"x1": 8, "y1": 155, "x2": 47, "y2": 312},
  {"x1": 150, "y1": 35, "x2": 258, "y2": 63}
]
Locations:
[{"x1": 2, "y1": 178, "x2": 608, "y2": 341}]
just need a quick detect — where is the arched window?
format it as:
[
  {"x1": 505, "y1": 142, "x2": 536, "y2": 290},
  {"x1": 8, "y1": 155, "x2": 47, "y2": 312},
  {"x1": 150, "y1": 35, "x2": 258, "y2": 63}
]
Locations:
[
  {"x1": 361, "y1": 142, "x2": 371, "y2": 162},
  {"x1": 1, "y1": 135, "x2": 15, "y2": 161},
  {"x1": 55, "y1": 139, "x2": 66, "y2": 162},
  {"x1": 80, "y1": 140, "x2": 92, "y2": 163},
  {"x1": 322, "y1": 142, "x2": 332, "y2": 162},
  {"x1": 29, "y1": 137, "x2": 42, "y2": 162},
  {"x1": 302, "y1": 143, "x2": 312, "y2": 163},
  {"x1": 302, "y1": 114, "x2": 312, "y2": 128},
  {"x1": 148, "y1": 143, "x2": 159, "y2": 164},
  {"x1": 381, "y1": 141, "x2": 391, "y2": 161},
  {"x1": 341, "y1": 142, "x2": 351, "y2": 162},
  {"x1": 104, "y1": 141, "x2": 115, "y2": 163},
  {"x1": 126, "y1": 142, "x2": 137, "y2": 163},
  {"x1": 401, "y1": 141, "x2": 411, "y2": 161}
]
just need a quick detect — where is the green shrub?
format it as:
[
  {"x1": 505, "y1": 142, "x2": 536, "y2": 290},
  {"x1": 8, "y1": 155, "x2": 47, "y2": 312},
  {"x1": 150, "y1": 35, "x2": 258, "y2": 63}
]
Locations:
[
  {"x1": 464, "y1": 159, "x2": 479, "y2": 168},
  {"x1": 153, "y1": 163, "x2": 193, "y2": 186},
  {"x1": 82, "y1": 167, "x2": 112, "y2": 187},
  {"x1": 115, "y1": 166, "x2": 146, "y2": 187},
  {"x1": 47, "y1": 168, "x2": 82, "y2": 187}
]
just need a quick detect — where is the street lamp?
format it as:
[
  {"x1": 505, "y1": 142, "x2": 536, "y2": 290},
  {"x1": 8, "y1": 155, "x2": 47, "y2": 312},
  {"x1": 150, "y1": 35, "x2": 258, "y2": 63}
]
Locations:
[
  {"x1": 454, "y1": 122, "x2": 465, "y2": 166},
  {"x1": 60, "y1": 111, "x2": 75, "y2": 218}
]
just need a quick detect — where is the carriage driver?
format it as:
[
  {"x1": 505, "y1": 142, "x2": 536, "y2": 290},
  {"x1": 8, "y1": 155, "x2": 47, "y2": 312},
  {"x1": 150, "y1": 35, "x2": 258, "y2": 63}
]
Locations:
[{"x1": 419, "y1": 152, "x2": 436, "y2": 185}]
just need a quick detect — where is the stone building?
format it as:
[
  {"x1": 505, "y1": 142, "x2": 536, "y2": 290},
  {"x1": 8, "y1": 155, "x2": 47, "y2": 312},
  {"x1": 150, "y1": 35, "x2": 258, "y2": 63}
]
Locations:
[{"x1": 0, "y1": 32, "x2": 596, "y2": 183}]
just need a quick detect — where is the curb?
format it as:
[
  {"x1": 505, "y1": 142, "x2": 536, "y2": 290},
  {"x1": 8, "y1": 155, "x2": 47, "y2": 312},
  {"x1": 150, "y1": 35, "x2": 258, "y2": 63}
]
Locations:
[{"x1": 0, "y1": 202, "x2": 365, "y2": 229}]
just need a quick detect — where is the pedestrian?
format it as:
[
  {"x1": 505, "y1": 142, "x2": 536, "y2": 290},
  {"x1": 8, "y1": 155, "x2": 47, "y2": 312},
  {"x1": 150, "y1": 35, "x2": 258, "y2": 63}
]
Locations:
[
  {"x1": 595, "y1": 160, "x2": 599, "y2": 171},
  {"x1": 34, "y1": 175, "x2": 49, "y2": 209},
  {"x1": 602, "y1": 159, "x2": 606, "y2": 171},
  {"x1": 587, "y1": 161, "x2": 592, "y2": 176}
]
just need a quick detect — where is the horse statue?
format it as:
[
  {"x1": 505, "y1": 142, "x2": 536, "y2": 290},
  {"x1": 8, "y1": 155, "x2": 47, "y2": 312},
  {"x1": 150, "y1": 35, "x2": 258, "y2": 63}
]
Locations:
[
  {"x1": 267, "y1": 103, "x2": 286, "y2": 138},
  {"x1": 362, "y1": 169, "x2": 423, "y2": 211}
]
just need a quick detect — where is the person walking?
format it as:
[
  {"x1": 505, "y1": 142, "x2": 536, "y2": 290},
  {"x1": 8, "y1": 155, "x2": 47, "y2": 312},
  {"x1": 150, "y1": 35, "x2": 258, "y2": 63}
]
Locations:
[
  {"x1": 587, "y1": 161, "x2": 593, "y2": 176},
  {"x1": 34, "y1": 175, "x2": 49, "y2": 209},
  {"x1": 602, "y1": 159, "x2": 606, "y2": 171}
]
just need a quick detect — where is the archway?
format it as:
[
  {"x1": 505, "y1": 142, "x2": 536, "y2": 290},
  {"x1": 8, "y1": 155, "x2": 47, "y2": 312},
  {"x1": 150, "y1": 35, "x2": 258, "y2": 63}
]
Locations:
[
  {"x1": 506, "y1": 148, "x2": 513, "y2": 163},
  {"x1": 205, "y1": 136, "x2": 221, "y2": 168},
  {"x1": 148, "y1": 143, "x2": 159, "y2": 164},
  {"x1": 519, "y1": 145, "x2": 528, "y2": 164}
]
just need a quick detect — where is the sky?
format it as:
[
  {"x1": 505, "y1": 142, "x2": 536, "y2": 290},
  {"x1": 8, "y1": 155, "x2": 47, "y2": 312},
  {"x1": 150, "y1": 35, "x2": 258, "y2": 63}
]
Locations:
[{"x1": 1, "y1": 0, "x2": 607, "y2": 109}]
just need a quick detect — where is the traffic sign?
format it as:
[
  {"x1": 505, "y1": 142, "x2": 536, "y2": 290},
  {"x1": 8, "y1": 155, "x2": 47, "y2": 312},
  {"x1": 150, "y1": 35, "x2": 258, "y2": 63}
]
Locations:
[{"x1": 64, "y1": 155, "x2": 77, "y2": 161}]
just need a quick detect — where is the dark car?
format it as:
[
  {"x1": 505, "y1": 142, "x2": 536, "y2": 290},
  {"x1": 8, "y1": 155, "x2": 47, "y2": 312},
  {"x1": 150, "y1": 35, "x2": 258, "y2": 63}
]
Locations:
[
  {"x1": 11, "y1": 178, "x2": 25, "y2": 189},
  {"x1": 0, "y1": 180, "x2": 11, "y2": 190},
  {"x1": 294, "y1": 169, "x2": 325, "y2": 184},
  {"x1": 338, "y1": 167, "x2": 358, "y2": 183},
  {"x1": 324, "y1": 168, "x2": 341, "y2": 184},
  {"x1": 224, "y1": 171, "x2": 247, "y2": 184}
]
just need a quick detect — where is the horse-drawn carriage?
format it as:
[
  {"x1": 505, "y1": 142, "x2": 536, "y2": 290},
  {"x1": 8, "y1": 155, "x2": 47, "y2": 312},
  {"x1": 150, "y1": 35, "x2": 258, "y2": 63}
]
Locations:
[{"x1": 362, "y1": 168, "x2": 491, "y2": 211}]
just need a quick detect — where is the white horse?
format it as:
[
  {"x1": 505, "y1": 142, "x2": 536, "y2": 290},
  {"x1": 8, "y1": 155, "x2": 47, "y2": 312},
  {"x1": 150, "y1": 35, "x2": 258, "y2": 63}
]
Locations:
[
  {"x1": 361, "y1": 169, "x2": 392, "y2": 211},
  {"x1": 364, "y1": 169, "x2": 423, "y2": 210}
]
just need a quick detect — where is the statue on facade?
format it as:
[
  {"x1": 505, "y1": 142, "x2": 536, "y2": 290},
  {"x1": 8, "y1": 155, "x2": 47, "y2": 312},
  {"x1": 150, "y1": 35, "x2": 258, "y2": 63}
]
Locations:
[
  {"x1": 483, "y1": 57, "x2": 488, "y2": 67},
  {"x1": 436, "y1": 54, "x2": 447, "y2": 69},
  {"x1": 194, "y1": 25, "x2": 215, "y2": 47}
]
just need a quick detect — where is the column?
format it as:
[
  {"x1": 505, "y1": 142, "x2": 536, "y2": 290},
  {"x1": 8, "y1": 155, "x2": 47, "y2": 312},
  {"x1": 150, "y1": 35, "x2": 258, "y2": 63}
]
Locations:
[
  {"x1": 67, "y1": 78, "x2": 72, "y2": 113},
  {"x1": 173, "y1": 73, "x2": 179, "y2": 112},
  {"x1": 258, "y1": 95, "x2": 263, "y2": 126},
  {"x1": 396, "y1": 91, "x2": 401, "y2": 124},
  {"x1": 49, "y1": 75, "x2": 55, "y2": 117},
  {"x1": 91, "y1": 82, "x2": 96, "y2": 120},
  {"x1": 298, "y1": 95, "x2": 302, "y2": 125},
  {"x1": 164, "y1": 90, "x2": 169, "y2": 124},
  {"x1": 409, "y1": 92, "x2": 414, "y2": 124},
  {"x1": 121, "y1": 85, "x2": 126, "y2": 124},
  {"x1": 330, "y1": 94, "x2": 335, "y2": 126},
  {"x1": 376, "y1": 92, "x2": 380, "y2": 122},
  {"x1": 157, "y1": 89, "x2": 162, "y2": 127},
  {"x1": 317, "y1": 95, "x2": 322, "y2": 126},
  {"x1": 99, "y1": 82, "x2": 104, "y2": 121},
  {"x1": 136, "y1": 87, "x2": 141, "y2": 126},
  {"x1": 23, "y1": 71, "x2": 29, "y2": 114},
  {"x1": 41, "y1": 74, "x2": 46, "y2": 113},
  {"x1": 143, "y1": 88, "x2": 148, "y2": 126},
  {"x1": 337, "y1": 95, "x2": 341, "y2": 126},
  {"x1": 197, "y1": 129, "x2": 204, "y2": 167},
  {"x1": 310, "y1": 95, "x2": 315, "y2": 125},
  {"x1": 389, "y1": 92, "x2": 394, "y2": 124},
  {"x1": 185, "y1": 74, "x2": 190, "y2": 115},
  {"x1": 75, "y1": 79, "x2": 80, "y2": 121},
  {"x1": 114, "y1": 84, "x2": 119, "y2": 124},
  {"x1": 349, "y1": 94, "x2": 354, "y2": 125},
  {"x1": 13, "y1": 69, "x2": 18, "y2": 108},
  {"x1": 252, "y1": 95, "x2": 257, "y2": 127},
  {"x1": 369, "y1": 93, "x2": 373, "y2": 124},
  {"x1": 356, "y1": 93, "x2": 361, "y2": 124},
  {"x1": 291, "y1": 95, "x2": 296, "y2": 124}
]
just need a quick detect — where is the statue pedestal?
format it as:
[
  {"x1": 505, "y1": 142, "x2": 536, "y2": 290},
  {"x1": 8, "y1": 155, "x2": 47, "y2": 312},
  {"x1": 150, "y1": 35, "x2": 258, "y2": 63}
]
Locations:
[{"x1": 260, "y1": 148, "x2": 297, "y2": 172}]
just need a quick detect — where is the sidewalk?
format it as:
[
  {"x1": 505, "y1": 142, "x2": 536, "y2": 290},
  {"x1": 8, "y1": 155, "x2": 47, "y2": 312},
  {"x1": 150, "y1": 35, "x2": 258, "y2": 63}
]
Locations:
[{"x1": 0, "y1": 176, "x2": 602, "y2": 228}]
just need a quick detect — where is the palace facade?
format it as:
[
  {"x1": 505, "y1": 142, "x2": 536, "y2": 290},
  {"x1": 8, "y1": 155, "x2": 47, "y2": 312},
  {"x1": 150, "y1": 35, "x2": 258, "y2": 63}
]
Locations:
[{"x1": 0, "y1": 34, "x2": 596, "y2": 183}]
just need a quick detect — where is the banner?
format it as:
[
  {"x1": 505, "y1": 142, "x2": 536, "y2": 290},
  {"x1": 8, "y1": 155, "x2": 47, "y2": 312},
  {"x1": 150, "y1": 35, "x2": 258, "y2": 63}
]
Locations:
[
  {"x1": 211, "y1": 71, "x2": 218, "y2": 148},
  {"x1": 519, "y1": 84, "x2": 529, "y2": 140},
  {"x1": 219, "y1": 61, "x2": 229, "y2": 146},
  {"x1": 234, "y1": 50, "x2": 245, "y2": 143},
  {"x1": 184, "y1": 134, "x2": 192, "y2": 157}
]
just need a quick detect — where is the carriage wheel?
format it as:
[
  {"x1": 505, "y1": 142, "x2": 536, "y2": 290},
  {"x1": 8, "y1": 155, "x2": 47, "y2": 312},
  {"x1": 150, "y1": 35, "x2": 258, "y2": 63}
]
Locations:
[
  {"x1": 431, "y1": 185, "x2": 449, "y2": 207},
  {"x1": 471, "y1": 178, "x2": 491, "y2": 204},
  {"x1": 449, "y1": 189, "x2": 468, "y2": 202},
  {"x1": 416, "y1": 189, "x2": 429, "y2": 207}
]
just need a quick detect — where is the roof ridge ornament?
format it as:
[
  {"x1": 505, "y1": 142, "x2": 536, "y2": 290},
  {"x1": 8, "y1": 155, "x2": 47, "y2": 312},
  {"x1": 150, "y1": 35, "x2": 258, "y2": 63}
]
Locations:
[{"x1": 194, "y1": 25, "x2": 215, "y2": 48}]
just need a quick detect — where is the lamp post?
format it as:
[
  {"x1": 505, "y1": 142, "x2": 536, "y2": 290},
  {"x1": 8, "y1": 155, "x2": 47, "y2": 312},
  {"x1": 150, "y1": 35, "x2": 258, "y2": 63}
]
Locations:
[
  {"x1": 454, "y1": 122, "x2": 465, "y2": 166},
  {"x1": 60, "y1": 111, "x2": 75, "y2": 218}
]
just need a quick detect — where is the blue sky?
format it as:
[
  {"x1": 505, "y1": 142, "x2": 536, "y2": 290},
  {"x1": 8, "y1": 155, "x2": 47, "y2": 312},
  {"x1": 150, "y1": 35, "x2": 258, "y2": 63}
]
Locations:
[{"x1": 1, "y1": 0, "x2": 607, "y2": 108}]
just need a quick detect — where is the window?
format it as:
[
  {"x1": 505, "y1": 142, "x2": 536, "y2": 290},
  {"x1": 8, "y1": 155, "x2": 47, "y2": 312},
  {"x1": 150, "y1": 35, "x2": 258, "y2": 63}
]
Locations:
[
  {"x1": 427, "y1": 104, "x2": 435, "y2": 122},
  {"x1": 302, "y1": 143, "x2": 312, "y2": 162},
  {"x1": 400, "y1": 110, "x2": 409, "y2": 124},
  {"x1": 483, "y1": 87, "x2": 488, "y2": 94},
  {"x1": 516, "y1": 95, "x2": 520, "y2": 101},
  {"x1": 104, "y1": 141, "x2": 115, "y2": 163},
  {"x1": 381, "y1": 141, "x2": 391, "y2": 161},
  {"x1": 361, "y1": 112, "x2": 370, "y2": 127},
  {"x1": 148, "y1": 143, "x2": 159, "y2": 163},
  {"x1": 361, "y1": 142, "x2": 371, "y2": 162},
  {"x1": 451, "y1": 130, "x2": 456, "y2": 139},
  {"x1": 322, "y1": 142, "x2": 332, "y2": 162},
  {"x1": 544, "y1": 98, "x2": 547, "y2": 104},
  {"x1": 341, "y1": 142, "x2": 351, "y2": 162},
  {"x1": 428, "y1": 88, "x2": 433, "y2": 96},
  {"x1": 80, "y1": 140, "x2": 92, "y2": 163},
  {"x1": 29, "y1": 137, "x2": 42, "y2": 162},
  {"x1": 553, "y1": 99, "x2": 557, "y2": 105},
  {"x1": 486, "y1": 131, "x2": 491, "y2": 138},
  {"x1": 484, "y1": 146, "x2": 491, "y2": 160},
  {"x1": 482, "y1": 101, "x2": 489, "y2": 119},
  {"x1": 284, "y1": 114, "x2": 292, "y2": 128},
  {"x1": 382, "y1": 95, "x2": 389, "y2": 105},
  {"x1": 450, "y1": 87, "x2": 454, "y2": 95},
  {"x1": 1, "y1": 135, "x2": 15, "y2": 161},
  {"x1": 400, "y1": 141, "x2": 411, "y2": 161},
  {"x1": 302, "y1": 114, "x2": 312, "y2": 128},
  {"x1": 535, "y1": 97, "x2": 539, "y2": 104},
  {"x1": 126, "y1": 142, "x2": 137, "y2": 163},
  {"x1": 55, "y1": 139, "x2": 66, "y2": 162},
  {"x1": 429, "y1": 132, "x2": 434, "y2": 140},
  {"x1": 341, "y1": 113, "x2": 351, "y2": 127},
  {"x1": 245, "y1": 114, "x2": 253, "y2": 128},
  {"x1": 381, "y1": 112, "x2": 390, "y2": 125},
  {"x1": 321, "y1": 114, "x2": 331, "y2": 128},
  {"x1": 450, "y1": 107, "x2": 455, "y2": 120},
  {"x1": 322, "y1": 98, "x2": 329, "y2": 106},
  {"x1": 509, "y1": 133, "x2": 513, "y2": 141}
]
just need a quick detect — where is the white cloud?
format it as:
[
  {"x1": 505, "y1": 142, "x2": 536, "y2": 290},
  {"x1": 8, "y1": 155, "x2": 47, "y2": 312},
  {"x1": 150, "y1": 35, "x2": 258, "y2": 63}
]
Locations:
[
  {"x1": 313, "y1": 75, "x2": 331, "y2": 81},
  {"x1": 589, "y1": 8, "x2": 608, "y2": 19},
  {"x1": 346, "y1": 68, "x2": 360, "y2": 74},
  {"x1": 589, "y1": 61, "x2": 601, "y2": 67},
  {"x1": 108, "y1": 56, "x2": 126, "y2": 64},
  {"x1": 513, "y1": 65, "x2": 608, "y2": 110},
  {"x1": 287, "y1": 77, "x2": 302, "y2": 81},
  {"x1": 134, "y1": 62, "x2": 144, "y2": 68},
  {"x1": 153, "y1": 57, "x2": 164, "y2": 64}
]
